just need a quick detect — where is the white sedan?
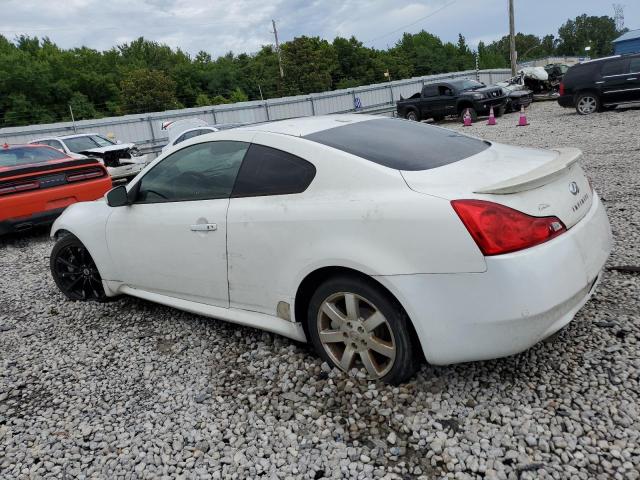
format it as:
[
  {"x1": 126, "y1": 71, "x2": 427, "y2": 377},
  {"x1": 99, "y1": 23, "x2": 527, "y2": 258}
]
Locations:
[
  {"x1": 30, "y1": 133, "x2": 149, "y2": 181},
  {"x1": 49, "y1": 115, "x2": 612, "y2": 384}
]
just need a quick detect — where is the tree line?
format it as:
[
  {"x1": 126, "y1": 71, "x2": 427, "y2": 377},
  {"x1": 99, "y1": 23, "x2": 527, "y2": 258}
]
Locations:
[{"x1": 0, "y1": 14, "x2": 624, "y2": 127}]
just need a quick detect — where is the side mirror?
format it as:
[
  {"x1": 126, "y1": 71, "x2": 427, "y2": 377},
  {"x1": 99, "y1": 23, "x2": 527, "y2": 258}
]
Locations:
[{"x1": 106, "y1": 185, "x2": 130, "y2": 207}]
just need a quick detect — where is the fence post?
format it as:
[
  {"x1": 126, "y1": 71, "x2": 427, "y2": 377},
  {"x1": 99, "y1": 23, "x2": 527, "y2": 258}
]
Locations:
[
  {"x1": 388, "y1": 84, "x2": 394, "y2": 104},
  {"x1": 146, "y1": 117, "x2": 156, "y2": 147},
  {"x1": 264, "y1": 102, "x2": 270, "y2": 121},
  {"x1": 309, "y1": 96, "x2": 316, "y2": 116},
  {"x1": 211, "y1": 108, "x2": 218, "y2": 125}
]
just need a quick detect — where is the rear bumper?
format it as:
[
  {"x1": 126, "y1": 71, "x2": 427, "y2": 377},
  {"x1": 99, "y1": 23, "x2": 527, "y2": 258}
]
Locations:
[
  {"x1": 378, "y1": 193, "x2": 612, "y2": 365},
  {"x1": 0, "y1": 177, "x2": 112, "y2": 235},
  {"x1": 0, "y1": 207, "x2": 65, "y2": 235},
  {"x1": 557, "y1": 95, "x2": 574, "y2": 108}
]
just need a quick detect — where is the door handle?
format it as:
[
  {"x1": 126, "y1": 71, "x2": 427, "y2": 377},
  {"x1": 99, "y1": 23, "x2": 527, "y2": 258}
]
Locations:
[{"x1": 190, "y1": 223, "x2": 217, "y2": 232}]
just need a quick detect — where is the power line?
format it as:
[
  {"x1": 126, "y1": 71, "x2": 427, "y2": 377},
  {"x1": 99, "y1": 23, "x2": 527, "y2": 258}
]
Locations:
[{"x1": 364, "y1": 0, "x2": 459, "y2": 44}]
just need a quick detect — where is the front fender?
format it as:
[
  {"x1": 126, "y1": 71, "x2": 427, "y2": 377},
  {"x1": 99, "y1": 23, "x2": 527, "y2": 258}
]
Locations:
[{"x1": 51, "y1": 199, "x2": 116, "y2": 281}]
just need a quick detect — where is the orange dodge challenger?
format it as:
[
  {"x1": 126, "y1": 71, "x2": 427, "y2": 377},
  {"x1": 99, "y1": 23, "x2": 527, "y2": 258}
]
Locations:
[{"x1": 0, "y1": 144, "x2": 112, "y2": 235}]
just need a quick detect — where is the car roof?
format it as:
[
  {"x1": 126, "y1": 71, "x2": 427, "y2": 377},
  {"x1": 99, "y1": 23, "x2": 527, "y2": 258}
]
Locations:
[
  {"x1": 32, "y1": 133, "x2": 101, "y2": 142},
  {"x1": 236, "y1": 114, "x2": 376, "y2": 137}
]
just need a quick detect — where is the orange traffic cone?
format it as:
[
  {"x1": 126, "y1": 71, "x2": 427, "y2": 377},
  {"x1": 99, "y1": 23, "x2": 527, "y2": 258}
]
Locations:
[
  {"x1": 517, "y1": 105, "x2": 529, "y2": 126},
  {"x1": 487, "y1": 106, "x2": 497, "y2": 125},
  {"x1": 463, "y1": 108, "x2": 472, "y2": 127}
]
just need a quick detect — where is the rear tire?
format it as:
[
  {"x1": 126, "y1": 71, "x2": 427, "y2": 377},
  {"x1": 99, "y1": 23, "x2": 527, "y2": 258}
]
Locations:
[
  {"x1": 575, "y1": 93, "x2": 600, "y2": 115},
  {"x1": 494, "y1": 106, "x2": 505, "y2": 117},
  {"x1": 405, "y1": 110, "x2": 420, "y2": 121},
  {"x1": 306, "y1": 275, "x2": 418, "y2": 384},
  {"x1": 50, "y1": 234, "x2": 108, "y2": 302}
]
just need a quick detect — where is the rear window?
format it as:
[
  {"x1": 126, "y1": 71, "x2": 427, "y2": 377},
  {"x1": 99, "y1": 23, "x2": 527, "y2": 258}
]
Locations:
[
  {"x1": 303, "y1": 118, "x2": 489, "y2": 171},
  {"x1": 601, "y1": 59, "x2": 628, "y2": 77},
  {"x1": 0, "y1": 147, "x2": 66, "y2": 167}
]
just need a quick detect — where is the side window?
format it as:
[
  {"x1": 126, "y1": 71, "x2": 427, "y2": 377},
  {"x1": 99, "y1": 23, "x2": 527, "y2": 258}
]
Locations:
[
  {"x1": 438, "y1": 86, "x2": 452, "y2": 96},
  {"x1": 135, "y1": 141, "x2": 249, "y2": 203},
  {"x1": 629, "y1": 58, "x2": 640, "y2": 74},
  {"x1": 601, "y1": 59, "x2": 628, "y2": 77},
  {"x1": 422, "y1": 86, "x2": 438, "y2": 97},
  {"x1": 51, "y1": 140, "x2": 65, "y2": 151},
  {"x1": 231, "y1": 144, "x2": 316, "y2": 198}
]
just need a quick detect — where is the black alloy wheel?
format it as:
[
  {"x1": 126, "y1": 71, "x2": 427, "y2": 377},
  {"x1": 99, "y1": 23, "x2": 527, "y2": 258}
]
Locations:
[{"x1": 50, "y1": 234, "x2": 107, "y2": 301}]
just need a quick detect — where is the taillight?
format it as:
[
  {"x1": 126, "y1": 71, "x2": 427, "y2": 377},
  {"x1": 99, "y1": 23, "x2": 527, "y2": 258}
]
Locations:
[
  {"x1": 66, "y1": 169, "x2": 105, "y2": 182},
  {"x1": 451, "y1": 199, "x2": 566, "y2": 256},
  {"x1": 559, "y1": 82, "x2": 565, "y2": 96},
  {"x1": 0, "y1": 180, "x2": 40, "y2": 196}
]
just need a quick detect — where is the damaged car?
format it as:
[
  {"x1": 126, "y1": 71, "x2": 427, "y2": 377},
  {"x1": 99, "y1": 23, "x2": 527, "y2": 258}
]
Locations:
[
  {"x1": 495, "y1": 74, "x2": 534, "y2": 113},
  {"x1": 30, "y1": 133, "x2": 149, "y2": 182}
]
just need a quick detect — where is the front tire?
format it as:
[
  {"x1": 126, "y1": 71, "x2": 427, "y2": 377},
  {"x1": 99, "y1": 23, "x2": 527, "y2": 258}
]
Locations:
[
  {"x1": 306, "y1": 275, "x2": 418, "y2": 384},
  {"x1": 50, "y1": 234, "x2": 107, "y2": 301},
  {"x1": 575, "y1": 93, "x2": 600, "y2": 115},
  {"x1": 459, "y1": 107, "x2": 478, "y2": 122}
]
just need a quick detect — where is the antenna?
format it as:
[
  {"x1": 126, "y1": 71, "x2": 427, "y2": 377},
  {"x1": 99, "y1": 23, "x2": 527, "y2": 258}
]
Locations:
[{"x1": 613, "y1": 3, "x2": 625, "y2": 31}]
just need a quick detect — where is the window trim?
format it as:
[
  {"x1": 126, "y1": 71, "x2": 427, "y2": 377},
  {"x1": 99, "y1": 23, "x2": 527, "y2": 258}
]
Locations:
[
  {"x1": 131, "y1": 140, "x2": 250, "y2": 205},
  {"x1": 230, "y1": 143, "x2": 316, "y2": 199}
]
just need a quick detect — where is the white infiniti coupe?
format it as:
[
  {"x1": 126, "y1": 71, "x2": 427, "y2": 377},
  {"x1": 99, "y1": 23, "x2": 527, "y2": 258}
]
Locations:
[{"x1": 49, "y1": 115, "x2": 612, "y2": 384}]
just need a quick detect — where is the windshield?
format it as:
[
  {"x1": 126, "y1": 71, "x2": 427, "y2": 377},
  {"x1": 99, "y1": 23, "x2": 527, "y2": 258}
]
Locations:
[
  {"x1": 0, "y1": 147, "x2": 66, "y2": 167},
  {"x1": 64, "y1": 135, "x2": 115, "y2": 153},
  {"x1": 454, "y1": 79, "x2": 484, "y2": 91}
]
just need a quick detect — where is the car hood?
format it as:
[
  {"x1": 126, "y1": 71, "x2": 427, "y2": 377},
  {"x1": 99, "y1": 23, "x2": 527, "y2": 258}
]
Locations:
[{"x1": 78, "y1": 144, "x2": 134, "y2": 155}]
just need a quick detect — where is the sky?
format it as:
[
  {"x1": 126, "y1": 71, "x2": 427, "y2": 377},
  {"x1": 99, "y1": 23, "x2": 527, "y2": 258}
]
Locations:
[{"x1": 0, "y1": 0, "x2": 637, "y2": 57}]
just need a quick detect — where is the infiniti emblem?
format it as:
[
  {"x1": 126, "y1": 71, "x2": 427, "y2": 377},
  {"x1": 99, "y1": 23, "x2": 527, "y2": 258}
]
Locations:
[{"x1": 569, "y1": 181, "x2": 580, "y2": 195}]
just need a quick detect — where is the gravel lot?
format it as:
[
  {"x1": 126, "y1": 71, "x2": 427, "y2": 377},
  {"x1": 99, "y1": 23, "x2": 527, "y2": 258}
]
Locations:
[{"x1": 1, "y1": 101, "x2": 639, "y2": 479}]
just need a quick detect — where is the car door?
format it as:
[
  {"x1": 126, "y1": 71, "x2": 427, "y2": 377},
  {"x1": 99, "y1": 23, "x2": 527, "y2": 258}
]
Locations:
[
  {"x1": 599, "y1": 58, "x2": 631, "y2": 104},
  {"x1": 105, "y1": 140, "x2": 250, "y2": 306},
  {"x1": 226, "y1": 134, "x2": 317, "y2": 315},
  {"x1": 435, "y1": 85, "x2": 456, "y2": 117},
  {"x1": 625, "y1": 57, "x2": 640, "y2": 102}
]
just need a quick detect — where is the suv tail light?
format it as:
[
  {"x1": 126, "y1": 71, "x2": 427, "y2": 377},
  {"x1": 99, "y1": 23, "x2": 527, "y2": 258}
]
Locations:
[
  {"x1": 559, "y1": 82, "x2": 565, "y2": 96},
  {"x1": 451, "y1": 199, "x2": 566, "y2": 256},
  {"x1": 0, "y1": 180, "x2": 41, "y2": 196}
]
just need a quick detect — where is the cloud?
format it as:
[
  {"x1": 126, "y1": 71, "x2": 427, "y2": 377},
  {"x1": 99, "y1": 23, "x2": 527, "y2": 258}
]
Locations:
[{"x1": 0, "y1": 0, "x2": 636, "y2": 57}]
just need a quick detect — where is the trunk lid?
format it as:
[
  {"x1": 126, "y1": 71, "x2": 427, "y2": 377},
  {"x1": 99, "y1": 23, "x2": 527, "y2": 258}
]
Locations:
[{"x1": 401, "y1": 143, "x2": 592, "y2": 229}]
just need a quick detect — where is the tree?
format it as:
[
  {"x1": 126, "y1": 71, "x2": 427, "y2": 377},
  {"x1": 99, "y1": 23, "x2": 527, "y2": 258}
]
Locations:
[
  {"x1": 556, "y1": 15, "x2": 621, "y2": 57},
  {"x1": 281, "y1": 36, "x2": 338, "y2": 95},
  {"x1": 68, "y1": 92, "x2": 98, "y2": 120},
  {"x1": 119, "y1": 68, "x2": 178, "y2": 113}
]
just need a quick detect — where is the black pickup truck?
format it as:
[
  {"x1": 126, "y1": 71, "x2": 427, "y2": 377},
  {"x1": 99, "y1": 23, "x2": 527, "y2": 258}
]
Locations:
[{"x1": 396, "y1": 79, "x2": 507, "y2": 122}]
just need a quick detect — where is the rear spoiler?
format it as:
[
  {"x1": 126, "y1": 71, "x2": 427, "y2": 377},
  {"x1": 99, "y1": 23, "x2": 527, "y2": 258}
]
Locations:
[
  {"x1": 0, "y1": 158, "x2": 101, "y2": 180},
  {"x1": 474, "y1": 148, "x2": 582, "y2": 195}
]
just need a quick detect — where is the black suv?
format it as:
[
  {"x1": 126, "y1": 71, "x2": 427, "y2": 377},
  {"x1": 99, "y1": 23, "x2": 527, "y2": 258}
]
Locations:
[
  {"x1": 558, "y1": 53, "x2": 640, "y2": 114},
  {"x1": 396, "y1": 79, "x2": 506, "y2": 122}
]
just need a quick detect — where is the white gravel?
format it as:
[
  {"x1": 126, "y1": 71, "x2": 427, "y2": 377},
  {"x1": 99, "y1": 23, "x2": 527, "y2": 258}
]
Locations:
[{"x1": 1, "y1": 101, "x2": 639, "y2": 479}]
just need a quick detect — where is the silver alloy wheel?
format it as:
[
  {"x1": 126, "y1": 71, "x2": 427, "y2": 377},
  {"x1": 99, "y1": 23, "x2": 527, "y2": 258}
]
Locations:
[
  {"x1": 406, "y1": 111, "x2": 417, "y2": 121},
  {"x1": 577, "y1": 96, "x2": 597, "y2": 114},
  {"x1": 317, "y1": 292, "x2": 396, "y2": 379}
]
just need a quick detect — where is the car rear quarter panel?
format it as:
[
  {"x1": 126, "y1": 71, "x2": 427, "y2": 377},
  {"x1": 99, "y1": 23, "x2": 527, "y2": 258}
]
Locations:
[{"x1": 226, "y1": 132, "x2": 486, "y2": 317}]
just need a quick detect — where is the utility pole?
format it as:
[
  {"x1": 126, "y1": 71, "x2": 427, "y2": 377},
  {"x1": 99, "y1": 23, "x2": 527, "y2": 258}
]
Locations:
[
  {"x1": 69, "y1": 104, "x2": 77, "y2": 133},
  {"x1": 272, "y1": 19, "x2": 284, "y2": 79},
  {"x1": 508, "y1": 0, "x2": 517, "y2": 76}
]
